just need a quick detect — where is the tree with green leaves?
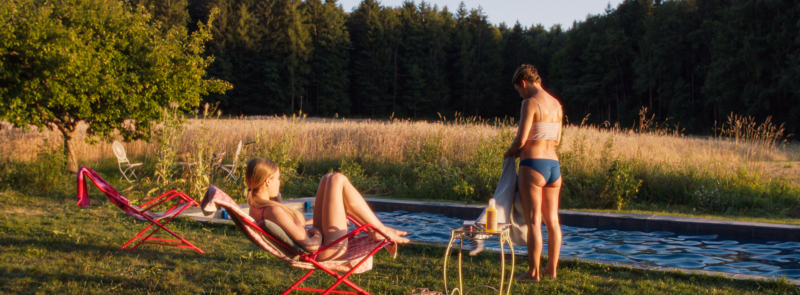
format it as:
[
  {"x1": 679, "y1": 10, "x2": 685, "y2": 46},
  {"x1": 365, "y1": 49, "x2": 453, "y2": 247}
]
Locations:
[
  {"x1": 347, "y1": 0, "x2": 398, "y2": 116},
  {"x1": 397, "y1": 0, "x2": 426, "y2": 117},
  {"x1": 417, "y1": 2, "x2": 452, "y2": 115},
  {"x1": 131, "y1": 0, "x2": 191, "y2": 31},
  {"x1": 0, "y1": 0, "x2": 232, "y2": 172},
  {"x1": 303, "y1": 0, "x2": 352, "y2": 116},
  {"x1": 271, "y1": 0, "x2": 312, "y2": 114}
]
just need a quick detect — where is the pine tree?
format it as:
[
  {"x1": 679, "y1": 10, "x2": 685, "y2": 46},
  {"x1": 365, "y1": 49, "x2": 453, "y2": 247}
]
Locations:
[
  {"x1": 347, "y1": 0, "x2": 396, "y2": 116},
  {"x1": 304, "y1": 0, "x2": 352, "y2": 116}
]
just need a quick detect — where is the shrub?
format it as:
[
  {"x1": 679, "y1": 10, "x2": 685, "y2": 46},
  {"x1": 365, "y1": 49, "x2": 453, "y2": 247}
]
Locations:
[
  {"x1": 0, "y1": 140, "x2": 67, "y2": 191},
  {"x1": 594, "y1": 159, "x2": 642, "y2": 210}
]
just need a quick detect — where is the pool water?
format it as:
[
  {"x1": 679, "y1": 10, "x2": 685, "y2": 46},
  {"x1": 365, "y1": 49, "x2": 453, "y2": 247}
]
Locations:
[{"x1": 369, "y1": 211, "x2": 800, "y2": 279}]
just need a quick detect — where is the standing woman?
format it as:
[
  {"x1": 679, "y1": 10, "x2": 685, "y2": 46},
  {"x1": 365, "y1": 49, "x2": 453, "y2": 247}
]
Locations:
[{"x1": 503, "y1": 65, "x2": 563, "y2": 281}]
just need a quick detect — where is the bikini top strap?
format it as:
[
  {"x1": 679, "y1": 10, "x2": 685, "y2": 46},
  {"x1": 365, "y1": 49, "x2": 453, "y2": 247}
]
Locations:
[
  {"x1": 530, "y1": 97, "x2": 543, "y2": 122},
  {"x1": 261, "y1": 206, "x2": 268, "y2": 222}
]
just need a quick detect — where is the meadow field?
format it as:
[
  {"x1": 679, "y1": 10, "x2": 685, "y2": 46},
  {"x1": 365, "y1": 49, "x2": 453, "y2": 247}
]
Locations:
[
  {"x1": 2, "y1": 115, "x2": 800, "y2": 294},
  {"x1": 2, "y1": 113, "x2": 798, "y2": 222}
]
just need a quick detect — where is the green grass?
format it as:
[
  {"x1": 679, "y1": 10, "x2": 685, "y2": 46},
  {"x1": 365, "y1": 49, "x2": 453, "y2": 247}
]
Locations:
[{"x1": 1, "y1": 186, "x2": 799, "y2": 294}]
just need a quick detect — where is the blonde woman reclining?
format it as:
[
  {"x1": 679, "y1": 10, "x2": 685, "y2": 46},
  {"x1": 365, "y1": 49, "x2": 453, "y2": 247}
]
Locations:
[{"x1": 245, "y1": 158, "x2": 410, "y2": 261}]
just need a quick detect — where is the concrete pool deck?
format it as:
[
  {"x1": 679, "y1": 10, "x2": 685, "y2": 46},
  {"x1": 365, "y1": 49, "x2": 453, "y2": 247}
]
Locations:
[{"x1": 179, "y1": 197, "x2": 800, "y2": 286}]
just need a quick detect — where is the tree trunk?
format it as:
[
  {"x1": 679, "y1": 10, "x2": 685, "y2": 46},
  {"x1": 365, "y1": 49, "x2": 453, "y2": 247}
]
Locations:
[{"x1": 62, "y1": 129, "x2": 78, "y2": 173}]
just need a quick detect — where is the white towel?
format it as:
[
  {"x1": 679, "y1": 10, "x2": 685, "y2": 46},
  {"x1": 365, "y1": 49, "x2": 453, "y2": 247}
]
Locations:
[{"x1": 475, "y1": 157, "x2": 528, "y2": 246}]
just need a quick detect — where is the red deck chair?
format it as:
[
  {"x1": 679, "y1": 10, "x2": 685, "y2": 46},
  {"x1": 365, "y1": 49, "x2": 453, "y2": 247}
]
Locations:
[
  {"x1": 200, "y1": 185, "x2": 396, "y2": 295},
  {"x1": 76, "y1": 166, "x2": 204, "y2": 254}
]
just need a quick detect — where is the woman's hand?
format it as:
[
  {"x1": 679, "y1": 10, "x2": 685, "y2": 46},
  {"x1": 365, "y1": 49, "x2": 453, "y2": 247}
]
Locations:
[
  {"x1": 503, "y1": 148, "x2": 517, "y2": 158},
  {"x1": 307, "y1": 228, "x2": 322, "y2": 251},
  {"x1": 308, "y1": 227, "x2": 320, "y2": 238}
]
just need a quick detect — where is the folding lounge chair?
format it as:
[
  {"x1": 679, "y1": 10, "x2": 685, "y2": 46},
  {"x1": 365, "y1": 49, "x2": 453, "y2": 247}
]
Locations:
[
  {"x1": 76, "y1": 166, "x2": 205, "y2": 254},
  {"x1": 200, "y1": 185, "x2": 396, "y2": 295},
  {"x1": 218, "y1": 140, "x2": 242, "y2": 181},
  {"x1": 112, "y1": 141, "x2": 143, "y2": 183}
]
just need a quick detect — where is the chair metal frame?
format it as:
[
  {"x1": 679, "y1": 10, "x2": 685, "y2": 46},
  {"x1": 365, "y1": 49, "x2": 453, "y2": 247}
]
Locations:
[
  {"x1": 77, "y1": 166, "x2": 205, "y2": 254},
  {"x1": 218, "y1": 140, "x2": 242, "y2": 181},
  {"x1": 112, "y1": 141, "x2": 143, "y2": 183},
  {"x1": 202, "y1": 186, "x2": 394, "y2": 295},
  {"x1": 209, "y1": 151, "x2": 227, "y2": 181}
]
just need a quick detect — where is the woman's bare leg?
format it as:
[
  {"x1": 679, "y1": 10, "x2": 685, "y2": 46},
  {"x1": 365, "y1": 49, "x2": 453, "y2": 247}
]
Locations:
[
  {"x1": 333, "y1": 173, "x2": 409, "y2": 243},
  {"x1": 516, "y1": 167, "x2": 546, "y2": 281},
  {"x1": 314, "y1": 173, "x2": 409, "y2": 260},
  {"x1": 542, "y1": 177, "x2": 562, "y2": 279},
  {"x1": 316, "y1": 173, "x2": 350, "y2": 261},
  {"x1": 313, "y1": 174, "x2": 332, "y2": 231}
]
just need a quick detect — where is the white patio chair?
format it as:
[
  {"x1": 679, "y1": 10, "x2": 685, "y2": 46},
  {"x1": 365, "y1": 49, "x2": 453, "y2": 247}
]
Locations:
[
  {"x1": 112, "y1": 141, "x2": 143, "y2": 183},
  {"x1": 218, "y1": 140, "x2": 242, "y2": 181},
  {"x1": 209, "y1": 151, "x2": 226, "y2": 180}
]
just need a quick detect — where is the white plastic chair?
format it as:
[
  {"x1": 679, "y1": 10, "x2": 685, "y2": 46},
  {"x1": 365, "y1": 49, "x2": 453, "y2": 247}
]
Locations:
[
  {"x1": 112, "y1": 141, "x2": 143, "y2": 183},
  {"x1": 208, "y1": 151, "x2": 226, "y2": 181},
  {"x1": 218, "y1": 141, "x2": 242, "y2": 181}
]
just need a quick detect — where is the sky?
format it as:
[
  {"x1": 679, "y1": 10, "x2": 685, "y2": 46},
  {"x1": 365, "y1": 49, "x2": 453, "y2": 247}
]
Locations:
[{"x1": 337, "y1": 0, "x2": 626, "y2": 30}]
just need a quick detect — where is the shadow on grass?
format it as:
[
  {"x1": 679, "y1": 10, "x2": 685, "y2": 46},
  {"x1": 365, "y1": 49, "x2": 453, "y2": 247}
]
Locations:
[{"x1": 0, "y1": 236, "x2": 240, "y2": 262}]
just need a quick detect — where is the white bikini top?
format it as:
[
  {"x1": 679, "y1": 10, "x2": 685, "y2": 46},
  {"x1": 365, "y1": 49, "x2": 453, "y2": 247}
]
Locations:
[{"x1": 527, "y1": 98, "x2": 560, "y2": 141}]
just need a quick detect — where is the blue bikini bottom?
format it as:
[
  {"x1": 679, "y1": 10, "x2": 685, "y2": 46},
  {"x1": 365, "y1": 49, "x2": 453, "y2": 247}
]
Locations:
[{"x1": 519, "y1": 159, "x2": 561, "y2": 185}]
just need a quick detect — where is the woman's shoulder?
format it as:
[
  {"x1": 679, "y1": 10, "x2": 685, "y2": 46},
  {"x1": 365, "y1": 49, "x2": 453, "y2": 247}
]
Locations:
[
  {"x1": 260, "y1": 205, "x2": 284, "y2": 217},
  {"x1": 521, "y1": 97, "x2": 536, "y2": 110},
  {"x1": 545, "y1": 93, "x2": 562, "y2": 108},
  {"x1": 537, "y1": 94, "x2": 561, "y2": 111},
  {"x1": 249, "y1": 205, "x2": 277, "y2": 220}
]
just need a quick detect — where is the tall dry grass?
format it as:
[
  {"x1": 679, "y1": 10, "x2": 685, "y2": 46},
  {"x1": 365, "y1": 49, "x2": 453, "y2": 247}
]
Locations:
[
  {"x1": 560, "y1": 125, "x2": 799, "y2": 182},
  {"x1": 2, "y1": 116, "x2": 796, "y2": 181},
  {"x1": 2, "y1": 114, "x2": 799, "y2": 216},
  {"x1": 1, "y1": 117, "x2": 501, "y2": 165}
]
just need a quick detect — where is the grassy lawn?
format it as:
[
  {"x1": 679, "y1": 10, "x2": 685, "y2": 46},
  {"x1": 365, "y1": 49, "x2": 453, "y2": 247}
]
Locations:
[{"x1": 1, "y1": 187, "x2": 798, "y2": 294}]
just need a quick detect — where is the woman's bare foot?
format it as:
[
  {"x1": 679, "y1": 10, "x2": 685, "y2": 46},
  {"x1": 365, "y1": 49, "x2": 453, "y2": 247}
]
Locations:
[
  {"x1": 515, "y1": 269, "x2": 540, "y2": 282},
  {"x1": 392, "y1": 228, "x2": 408, "y2": 236},
  {"x1": 368, "y1": 227, "x2": 410, "y2": 244},
  {"x1": 543, "y1": 266, "x2": 557, "y2": 280}
]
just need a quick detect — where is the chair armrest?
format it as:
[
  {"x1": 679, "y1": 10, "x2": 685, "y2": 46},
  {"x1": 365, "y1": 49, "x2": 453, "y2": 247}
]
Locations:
[{"x1": 347, "y1": 216, "x2": 363, "y2": 227}]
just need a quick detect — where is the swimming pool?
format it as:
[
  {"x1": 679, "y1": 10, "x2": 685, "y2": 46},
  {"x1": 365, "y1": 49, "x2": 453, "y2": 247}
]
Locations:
[{"x1": 367, "y1": 211, "x2": 800, "y2": 279}]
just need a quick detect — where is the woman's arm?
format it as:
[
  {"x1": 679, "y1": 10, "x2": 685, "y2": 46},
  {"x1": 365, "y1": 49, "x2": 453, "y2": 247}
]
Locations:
[
  {"x1": 556, "y1": 105, "x2": 563, "y2": 147},
  {"x1": 263, "y1": 206, "x2": 321, "y2": 253},
  {"x1": 503, "y1": 99, "x2": 534, "y2": 158}
]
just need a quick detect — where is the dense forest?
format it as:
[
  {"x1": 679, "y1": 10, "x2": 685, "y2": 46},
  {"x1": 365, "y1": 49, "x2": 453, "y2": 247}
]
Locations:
[{"x1": 137, "y1": 0, "x2": 799, "y2": 134}]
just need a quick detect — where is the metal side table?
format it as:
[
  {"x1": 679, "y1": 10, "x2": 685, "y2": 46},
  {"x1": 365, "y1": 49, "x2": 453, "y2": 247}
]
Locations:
[{"x1": 443, "y1": 227, "x2": 515, "y2": 295}]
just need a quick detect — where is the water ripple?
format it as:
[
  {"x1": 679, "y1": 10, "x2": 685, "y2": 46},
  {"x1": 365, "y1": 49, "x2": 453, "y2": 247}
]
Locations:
[{"x1": 366, "y1": 211, "x2": 800, "y2": 279}]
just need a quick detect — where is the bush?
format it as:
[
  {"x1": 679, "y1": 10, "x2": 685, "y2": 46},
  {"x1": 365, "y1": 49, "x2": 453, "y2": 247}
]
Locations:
[
  {"x1": 0, "y1": 140, "x2": 68, "y2": 191},
  {"x1": 594, "y1": 160, "x2": 642, "y2": 210}
]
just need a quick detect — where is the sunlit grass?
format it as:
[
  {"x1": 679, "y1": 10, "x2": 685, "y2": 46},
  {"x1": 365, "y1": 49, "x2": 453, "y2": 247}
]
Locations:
[
  {"x1": 1, "y1": 188, "x2": 797, "y2": 294},
  {"x1": 2, "y1": 116, "x2": 799, "y2": 220}
]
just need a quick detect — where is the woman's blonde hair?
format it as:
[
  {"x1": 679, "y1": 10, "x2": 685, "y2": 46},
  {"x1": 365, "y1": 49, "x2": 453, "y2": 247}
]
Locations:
[
  {"x1": 512, "y1": 64, "x2": 541, "y2": 86},
  {"x1": 245, "y1": 158, "x2": 304, "y2": 225}
]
